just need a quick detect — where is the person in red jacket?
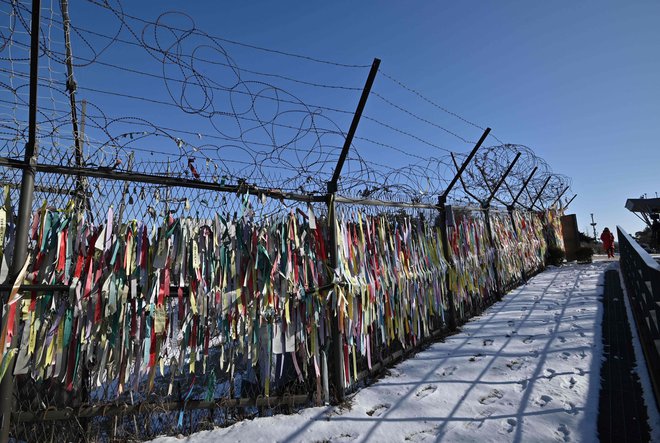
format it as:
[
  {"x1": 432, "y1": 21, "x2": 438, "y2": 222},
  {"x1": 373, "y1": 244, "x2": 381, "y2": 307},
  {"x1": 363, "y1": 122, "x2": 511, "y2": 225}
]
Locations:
[{"x1": 600, "y1": 227, "x2": 615, "y2": 258}]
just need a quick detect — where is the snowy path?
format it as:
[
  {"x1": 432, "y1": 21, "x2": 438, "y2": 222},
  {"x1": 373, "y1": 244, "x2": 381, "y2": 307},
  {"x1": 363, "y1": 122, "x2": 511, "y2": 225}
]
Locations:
[{"x1": 153, "y1": 263, "x2": 609, "y2": 443}]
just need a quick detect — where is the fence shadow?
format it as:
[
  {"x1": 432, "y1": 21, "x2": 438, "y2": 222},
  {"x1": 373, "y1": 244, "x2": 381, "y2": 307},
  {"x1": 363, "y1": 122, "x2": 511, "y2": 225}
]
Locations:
[{"x1": 272, "y1": 263, "x2": 605, "y2": 443}]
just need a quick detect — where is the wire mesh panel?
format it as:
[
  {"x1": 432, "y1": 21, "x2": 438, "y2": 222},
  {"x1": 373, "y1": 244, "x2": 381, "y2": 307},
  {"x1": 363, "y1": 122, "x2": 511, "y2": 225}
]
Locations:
[
  {"x1": 0, "y1": 170, "x2": 333, "y2": 441},
  {"x1": 0, "y1": 174, "x2": 572, "y2": 441},
  {"x1": 512, "y1": 209, "x2": 547, "y2": 276},
  {"x1": 543, "y1": 208, "x2": 565, "y2": 250},
  {"x1": 489, "y1": 209, "x2": 524, "y2": 292},
  {"x1": 331, "y1": 205, "x2": 449, "y2": 391},
  {"x1": 446, "y1": 207, "x2": 497, "y2": 323}
]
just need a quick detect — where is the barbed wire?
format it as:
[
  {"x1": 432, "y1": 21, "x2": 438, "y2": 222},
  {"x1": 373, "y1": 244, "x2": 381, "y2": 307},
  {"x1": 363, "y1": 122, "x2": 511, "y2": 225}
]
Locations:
[
  {"x1": 0, "y1": 0, "x2": 572, "y2": 209},
  {"x1": 448, "y1": 144, "x2": 571, "y2": 208},
  {"x1": 0, "y1": 3, "x2": 573, "y2": 440}
]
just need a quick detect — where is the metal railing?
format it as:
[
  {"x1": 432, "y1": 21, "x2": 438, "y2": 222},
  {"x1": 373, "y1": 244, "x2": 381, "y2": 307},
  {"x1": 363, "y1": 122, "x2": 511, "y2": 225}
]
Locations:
[{"x1": 617, "y1": 226, "x2": 660, "y2": 410}]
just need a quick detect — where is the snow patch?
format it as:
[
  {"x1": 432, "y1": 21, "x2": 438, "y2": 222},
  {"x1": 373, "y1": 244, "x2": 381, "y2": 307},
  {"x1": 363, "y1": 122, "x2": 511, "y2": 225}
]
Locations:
[{"x1": 148, "y1": 263, "x2": 608, "y2": 443}]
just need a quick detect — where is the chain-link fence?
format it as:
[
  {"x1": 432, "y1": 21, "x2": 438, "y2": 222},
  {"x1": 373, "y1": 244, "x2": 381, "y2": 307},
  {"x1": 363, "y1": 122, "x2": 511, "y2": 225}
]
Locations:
[
  {"x1": 0, "y1": 1, "x2": 570, "y2": 441},
  {"x1": 0, "y1": 162, "x2": 566, "y2": 442},
  {"x1": 2, "y1": 165, "x2": 334, "y2": 442}
]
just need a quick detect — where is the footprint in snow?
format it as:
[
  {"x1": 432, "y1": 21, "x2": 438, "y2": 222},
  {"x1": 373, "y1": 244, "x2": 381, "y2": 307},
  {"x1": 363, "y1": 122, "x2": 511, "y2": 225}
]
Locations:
[
  {"x1": 555, "y1": 423, "x2": 571, "y2": 442},
  {"x1": 544, "y1": 368, "x2": 557, "y2": 379},
  {"x1": 506, "y1": 360, "x2": 523, "y2": 371},
  {"x1": 469, "y1": 353, "x2": 484, "y2": 362},
  {"x1": 464, "y1": 419, "x2": 485, "y2": 431},
  {"x1": 366, "y1": 403, "x2": 391, "y2": 417},
  {"x1": 479, "y1": 389, "x2": 504, "y2": 405},
  {"x1": 573, "y1": 367, "x2": 586, "y2": 376},
  {"x1": 415, "y1": 385, "x2": 437, "y2": 399},
  {"x1": 440, "y1": 365, "x2": 457, "y2": 377},
  {"x1": 404, "y1": 427, "x2": 437, "y2": 441},
  {"x1": 387, "y1": 368, "x2": 402, "y2": 377},
  {"x1": 559, "y1": 352, "x2": 571, "y2": 360},
  {"x1": 500, "y1": 418, "x2": 517, "y2": 434},
  {"x1": 329, "y1": 433, "x2": 359, "y2": 441},
  {"x1": 535, "y1": 394, "x2": 553, "y2": 407},
  {"x1": 507, "y1": 320, "x2": 515, "y2": 327},
  {"x1": 570, "y1": 323, "x2": 582, "y2": 331},
  {"x1": 561, "y1": 376, "x2": 577, "y2": 390},
  {"x1": 515, "y1": 379, "x2": 529, "y2": 392},
  {"x1": 465, "y1": 409, "x2": 494, "y2": 430},
  {"x1": 483, "y1": 339, "x2": 494, "y2": 346},
  {"x1": 561, "y1": 400, "x2": 579, "y2": 416},
  {"x1": 558, "y1": 336, "x2": 567, "y2": 343},
  {"x1": 523, "y1": 336, "x2": 535, "y2": 344},
  {"x1": 479, "y1": 408, "x2": 495, "y2": 418}
]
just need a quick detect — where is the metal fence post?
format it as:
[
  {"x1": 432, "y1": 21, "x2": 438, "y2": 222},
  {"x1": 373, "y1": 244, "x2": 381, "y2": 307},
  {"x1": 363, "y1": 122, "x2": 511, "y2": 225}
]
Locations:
[
  {"x1": 437, "y1": 198, "x2": 457, "y2": 330},
  {"x1": 436, "y1": 127, "x2": 491, "y2": 328},
  {"x1": 60, "y1": 0, "x2": 88, "y2": 210},
  {"x1": 0, "y1": 1, "x2": 41, "y2": 441},
  {"x1": 482, "y1": 152, "x2": 520, "y2": 299},
  {"x1": 507, "y1": 166, "x2": 538, "y2": 282},
  {"x1": 326, "y1": 194, "x2": 345, "y2": 402},
  {"x1": 326, "y1": 58, "x2": 380, "y2": 403},
  {"x1": 483, "y1": 208, "x2": 502, "y2": 301},
  {"x1": 529, "y1": 176, "x2": 552, "y2": 211}
]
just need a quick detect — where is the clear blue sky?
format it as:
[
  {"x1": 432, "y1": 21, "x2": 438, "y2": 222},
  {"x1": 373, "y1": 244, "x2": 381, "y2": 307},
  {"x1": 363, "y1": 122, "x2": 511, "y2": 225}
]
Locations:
[{"x1": 42, "y1": 1, "x2": 660, "y2": 235}]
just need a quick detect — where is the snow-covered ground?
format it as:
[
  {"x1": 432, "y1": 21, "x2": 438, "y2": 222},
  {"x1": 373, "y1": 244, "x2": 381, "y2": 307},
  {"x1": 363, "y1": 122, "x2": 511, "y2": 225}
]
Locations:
[{"x1": 151, "y1": 261, "x2": 659, "y2": 442}]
